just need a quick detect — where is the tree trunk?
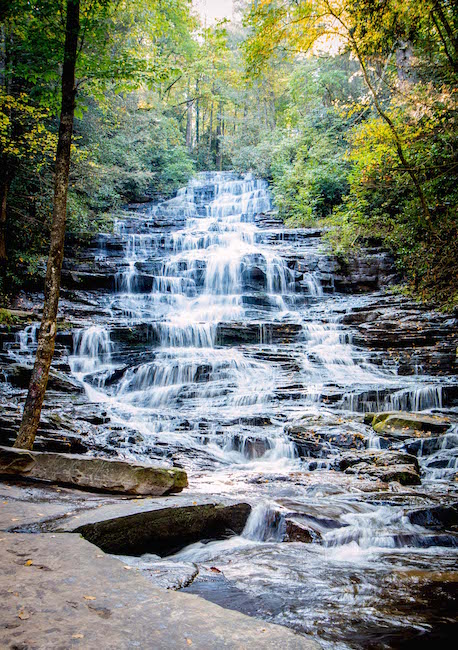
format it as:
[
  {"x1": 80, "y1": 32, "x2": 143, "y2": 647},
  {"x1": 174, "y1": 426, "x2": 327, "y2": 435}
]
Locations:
[
  {"x1": 0, "y1": 177, "x2": 8, "y2": 266},
  {"x1": 432, "y1": 0, "x2": 458, "y2": 61},
  {"x1": 14, "y1": 0, "x2": 80, "y2": 450},
  {"x1": 216, "y1": 104, "x2": 223, "y2": 171},
  {"x1": 195, "y1": 79, "x2": 199, "y2": 146},
  {"x1": 208, "y1": 102, "x2": 213, "y2": 155},
  {"x1": 186, "y1": 82, "x2": 193, "y2": 151}
]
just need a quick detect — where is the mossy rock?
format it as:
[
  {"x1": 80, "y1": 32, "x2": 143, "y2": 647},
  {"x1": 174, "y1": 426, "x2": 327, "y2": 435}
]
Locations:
[{"x1": 372, "y1": 411, "x2": 450, "y2": 436}]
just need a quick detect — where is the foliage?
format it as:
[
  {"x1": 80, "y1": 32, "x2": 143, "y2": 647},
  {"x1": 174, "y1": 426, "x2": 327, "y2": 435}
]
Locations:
[
  {"x1": 0, "y1": 0, "x2": 196, "y2": 302},
  {"x1": 1, "y1": 0, "x2": 456, "y2": 308},
  {"x1": 243, "y1": 0, "x2": 458, "y2": 308}
]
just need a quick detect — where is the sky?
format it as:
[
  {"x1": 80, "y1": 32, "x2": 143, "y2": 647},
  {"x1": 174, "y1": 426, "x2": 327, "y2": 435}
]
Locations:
[{"x1": 193, "y1": 0, "x2": 234, "y2": 24}]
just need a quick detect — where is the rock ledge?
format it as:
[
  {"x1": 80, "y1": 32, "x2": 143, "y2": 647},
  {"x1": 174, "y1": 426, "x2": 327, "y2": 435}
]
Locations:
[{"x1": 0, "y1": 446, "x2": 187, "y2": 495}]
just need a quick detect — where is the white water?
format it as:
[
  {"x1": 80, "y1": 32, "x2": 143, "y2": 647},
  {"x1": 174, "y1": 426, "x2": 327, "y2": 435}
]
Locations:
[
  {"x1": 64, "y1": 172, "x2": 453, "y2": 470},
  {"x1": 10, "y1": 171, "x2": 457, "y2": 649}
]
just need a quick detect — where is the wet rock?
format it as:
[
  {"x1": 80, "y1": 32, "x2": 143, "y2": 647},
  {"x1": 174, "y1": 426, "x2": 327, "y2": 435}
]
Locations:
[
  {"x1": 392, "y1": 532, "x2": 458, "y2": 548},
  {"x1": 284, "y1": 518, "x2": 315, "y2": 543},
  {"x1": 0, "y1": 446, "x2": 187, "y2": 495},
  {"x1": 118, "y1": 556, "x2": 200, "y2": 590},
  {"x1": 402, "y1": 433, "x2": 458, "y2": 457},
  {"x1": 232, "y1": 416, "x2": 273, "y2": 427},
  {"x1": 231, "y1": 434, "x2": 272, "y2": 459},
  {"x1": 336, "y1": 450, "x2": 421, "y2": 485},
  {"x1": 334, "y1": 251, "x2": 398, "y2": 293},
  {"x1": 407, "y1": 503, "x2": 458, "y2": 530},
  {"x1": 215, "y1": 322, "x2": 302, "y2": 346},
  {"x1": 6, "y1": 364, "x2": 84, "y2": 393},
  {"x1": 61, "y1": 269, "x2": 115, "y2": 290},
  {"x1": 372, "y1": 412, "x2": 450, "y2": 435},
  {"x1": 286, "y1": 421, "x2": 366, "y2": 457},
  {"x1": 75, "y1": 503, "x2": 251, "y2": 556},
  {"x1": 110, "y1": 324, "x2": 160, "y2": 346}
]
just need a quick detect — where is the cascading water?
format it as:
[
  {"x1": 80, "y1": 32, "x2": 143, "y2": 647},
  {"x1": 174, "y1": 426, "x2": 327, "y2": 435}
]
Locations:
[{"x1": 60, "y1": 171, "x2": 458, "y2": 648}]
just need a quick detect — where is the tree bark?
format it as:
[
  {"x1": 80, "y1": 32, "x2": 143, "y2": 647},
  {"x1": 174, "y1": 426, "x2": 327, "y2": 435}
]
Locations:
[
  {"x1": 0, "y1": 177, "x2": 8, "y2": 266},
  {"x1": 208, "y1": 101, "x2": 213, "y2": 154},
  {"x1": 186, "y1": 81, "x2": 193, "y2": 151},
  {"x1": 195, "y1": 79, "x2": 199, "y2": 146},
  {"x1": 216, "y1": 103, "x2": 223, "y2": 171},
  {"x1": 14, "y1": 0, "x2": 80, "y2": 450},
  {"x1": 432, "y1": 0, "x2": 458, "y2": 61}
]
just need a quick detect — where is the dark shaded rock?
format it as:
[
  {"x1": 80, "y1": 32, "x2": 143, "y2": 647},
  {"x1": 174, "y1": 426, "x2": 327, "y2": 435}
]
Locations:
[
  {"x1": 110, "y1": 324, "x2": 160, "y2": 346},
  {"x1": 75, "y1": 502, "x2": 251, "y2": 556},
  {"x1": 336, "y1": 450, "x2": 421, "y2": 485},
  {"x1": 334, "y1": 251, "x2": 398, "y2": 293},
  {"x1": 47, "y1": 371, "x2": 83, "y2": 393},
  {"x1": 407, "y1": 503, "x2": 458, "y2": 530},
  {"x1": 231, "y1": 434, "x2": 272, "y2": 459},
  {"x1": 392, "y1": 532, "x2": 458, "y2": 548},
  {"x1": 0, "y1": 446, "x2": 187, "y2": 495},
  {"x1": 215, "y1": 322, "x2": 302, "y2": 346},
  {"x1": 61, "y1": 269, "x2": 115, "y2": 290},
  {"x1": 284, "y1": 519, "x2": 316, "y2": 543},
  {"x1": 6, "y1": 364, "x2": 83, "y2": 393}
]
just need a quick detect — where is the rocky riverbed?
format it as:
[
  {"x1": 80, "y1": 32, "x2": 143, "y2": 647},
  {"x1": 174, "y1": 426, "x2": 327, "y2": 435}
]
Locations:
[{"x1": 1, "y1": 172, "x2": 457, "y2": 649}]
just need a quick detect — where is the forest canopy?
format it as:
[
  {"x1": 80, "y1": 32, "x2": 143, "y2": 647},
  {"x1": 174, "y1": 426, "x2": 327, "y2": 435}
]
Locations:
[{"x1": 1, "y1": 0, "x2": 457, "y2": 307}]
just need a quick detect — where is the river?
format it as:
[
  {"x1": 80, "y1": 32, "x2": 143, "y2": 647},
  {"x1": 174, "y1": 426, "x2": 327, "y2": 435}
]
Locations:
[{"x1": 13, "y1": 172, "x2": 458, "y2": 648}]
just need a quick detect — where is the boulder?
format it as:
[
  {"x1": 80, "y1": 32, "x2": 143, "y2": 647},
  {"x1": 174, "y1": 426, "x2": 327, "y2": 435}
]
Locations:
[
  {"x1": 283, "y1": 516, "x2": 330, "y2": 543},
  {"x1": 75, "y1": 502, "x2": 252, "y2": 556},
  {"x1": 0, "y1": 446, "x2": 187, "y2": 496},
  {"x1": 286, "y1": 422, "x2": 366, "y2": 458},
  {"x1": 336, "y1": 450, "x2": 421, "y2": 485},
  {"x1": 371, "y1": 412, "x2": 450, "y2": 436}
]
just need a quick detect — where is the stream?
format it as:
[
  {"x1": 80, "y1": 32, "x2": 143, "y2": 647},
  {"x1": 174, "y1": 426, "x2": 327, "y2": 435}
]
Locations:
[{"x1": 8, "y1": 172, "x2": 458, "y2": 648}]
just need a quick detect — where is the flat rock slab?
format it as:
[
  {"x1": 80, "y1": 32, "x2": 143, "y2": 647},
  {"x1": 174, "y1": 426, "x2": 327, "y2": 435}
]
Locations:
[
  {"x1": 0, "y1": 446, "x2": 187, "y2": 495},
  {"x1": 0, "y1": 533, "x2": 319, "y2": 649}
]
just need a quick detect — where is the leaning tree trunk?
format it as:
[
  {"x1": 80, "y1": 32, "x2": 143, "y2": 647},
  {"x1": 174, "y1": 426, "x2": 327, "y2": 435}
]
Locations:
[{"x1": 14, "y1": 0, "x2": 80, "y2": 450}]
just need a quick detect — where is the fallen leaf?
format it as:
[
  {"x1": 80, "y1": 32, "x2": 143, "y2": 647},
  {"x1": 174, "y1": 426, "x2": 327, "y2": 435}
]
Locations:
[
  {"x1": 18, "y1": 611, "x2": 29, "y2": 620},
  {"x1": 71, "y1": 634, "x2": 84, "y2": 639},
  {"x1": 24, "y1": 559, "x2": 33, "y2": 566},
  {"x1": 83, "y1": 596, "x2": 96, "y2": 601},
  {"x1": 123, "y1": 566, "x2": 132, "y2": 570},
  {"x1": 209, "y1": 567, "x2": 221, "y2": 573},
  {"x1": 186, "y1": 640, "x2": 193, "y2": 646}
]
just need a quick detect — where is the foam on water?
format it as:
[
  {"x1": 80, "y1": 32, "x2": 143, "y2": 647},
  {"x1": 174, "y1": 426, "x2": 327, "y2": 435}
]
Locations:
[{"x1": 56, "y1": 172, "x2": 458, "y2": 646}]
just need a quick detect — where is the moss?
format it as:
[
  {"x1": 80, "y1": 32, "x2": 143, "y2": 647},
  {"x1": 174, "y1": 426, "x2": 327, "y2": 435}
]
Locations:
[{"x1": 0, "y1": 308, "x2": 19, "y2": 326}]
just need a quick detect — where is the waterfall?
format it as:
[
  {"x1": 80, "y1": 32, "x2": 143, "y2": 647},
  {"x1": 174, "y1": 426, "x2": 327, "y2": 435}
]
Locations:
[{"x1": 66, "y1": 171, "x2": 453, "y2": 468}]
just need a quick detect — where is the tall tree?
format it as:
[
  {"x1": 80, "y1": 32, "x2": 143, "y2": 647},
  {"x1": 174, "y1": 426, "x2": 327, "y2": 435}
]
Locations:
[
  {"x1": 244, "y1": 0, "x2": 439, "y2": 228},
  {"x1": 14, "y1": 0, "x2": 80, "y2": 449}
]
